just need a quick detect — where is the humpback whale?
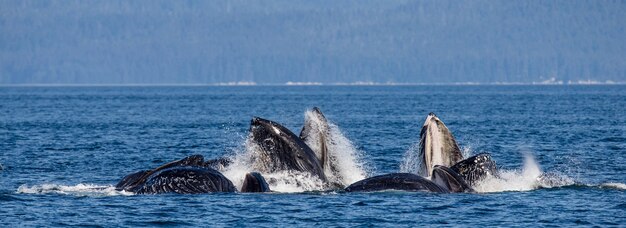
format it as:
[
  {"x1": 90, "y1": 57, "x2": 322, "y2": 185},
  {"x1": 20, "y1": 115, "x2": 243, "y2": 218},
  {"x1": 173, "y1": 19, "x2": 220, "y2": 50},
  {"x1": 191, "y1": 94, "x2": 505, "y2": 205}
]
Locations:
[
  {"x1": 133, "y1": 167, "x2": 236, "y2": 194},
  {"x1": 345, "y1": 113, "x2": 497, "y2": 193},
  {"x1": 241, "y1": 172, "x2": 271, "y2": 193},
  {"x1": 300, "y1": 107, "x2": 331, "y2": 174},
  {"x1": 116, "y1": 155, "x2": 237, "y2": 194},
  {"x1": 431, "y1": 165, "x2": 474, "y2": 193},
  {"x1": 345, "y1": 173, "x2": 447, "y2": 193},
  {"x1": 418, "y1": 113, "x2": 463, "y2": 177},
  {"x1": 416, "y1": 113, "x2": 499, "y2": 187},
  {"x1": 344, "y1": 166, "x2": 474, "y2": 193},
  {"x1": 450, "y1": 153, "x2": 498, "y2": 186},
  {"x1": 249, "y1": 117, "x2": 327, "y2": 182},
  {"x1": 113, "y1": 110, "x2": 500, "y2": 194}
]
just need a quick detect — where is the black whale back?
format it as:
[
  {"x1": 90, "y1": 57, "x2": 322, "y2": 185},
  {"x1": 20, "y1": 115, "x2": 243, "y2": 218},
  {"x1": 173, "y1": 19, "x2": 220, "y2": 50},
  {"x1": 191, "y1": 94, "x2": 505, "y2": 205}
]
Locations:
[
  {"x1": 135, "y1": 166, "x2": 236, "y2": 194},
  {"x1": 116, "y1": 155, "x2": 236, "y2": 194},
  {"x1": 344, "y1": 173, "x2": 448, "y2": 193}
]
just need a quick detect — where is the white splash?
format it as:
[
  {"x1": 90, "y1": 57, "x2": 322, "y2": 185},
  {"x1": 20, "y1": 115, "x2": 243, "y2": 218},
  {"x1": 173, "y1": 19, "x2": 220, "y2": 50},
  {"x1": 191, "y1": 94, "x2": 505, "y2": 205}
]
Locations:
[
  {"x1": 221, "y1": 139, "x2": 260, "y2": 191},
  {"x1": 473, "y1": 153, "x2": 575, "y2": 193},
  {"x1": 17, "y1": 183, "x2": 133, "y2": 196},
  {"x1": 400, "y1": 143, "x2": 420, "y2": 173},
  {"x1": 263, "y1": 171, "x2": 326, "y2": 193},
  {"x1": 325, "y1": 121, "x2": 368, "y2": 185},
  {"x1": 461, "y1": 146, "x2": 472, "y2": 159}
]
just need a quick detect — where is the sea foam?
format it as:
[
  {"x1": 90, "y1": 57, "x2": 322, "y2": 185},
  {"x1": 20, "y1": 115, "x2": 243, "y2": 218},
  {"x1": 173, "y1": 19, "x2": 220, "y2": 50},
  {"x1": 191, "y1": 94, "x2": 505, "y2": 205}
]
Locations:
[
  {"x1": 17, "y1": 183, "x2": 133, "y2": 196},
  {"x1": 473, "y1": 153, "x2": 575, "y2": 193}
]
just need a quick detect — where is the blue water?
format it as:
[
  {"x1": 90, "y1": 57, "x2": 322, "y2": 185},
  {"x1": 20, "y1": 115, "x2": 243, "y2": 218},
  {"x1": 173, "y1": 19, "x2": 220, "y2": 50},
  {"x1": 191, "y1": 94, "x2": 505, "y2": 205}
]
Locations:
[{"x1": 1, "y1": 85, "x2": 625, "y2": 226}]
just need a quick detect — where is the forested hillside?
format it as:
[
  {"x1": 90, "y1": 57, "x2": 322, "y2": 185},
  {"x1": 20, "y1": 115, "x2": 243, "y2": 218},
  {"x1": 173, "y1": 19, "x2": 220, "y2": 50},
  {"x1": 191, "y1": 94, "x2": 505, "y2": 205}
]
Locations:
[{"x1": 1, "y1": 1, "x2": 624, "y2": 84}]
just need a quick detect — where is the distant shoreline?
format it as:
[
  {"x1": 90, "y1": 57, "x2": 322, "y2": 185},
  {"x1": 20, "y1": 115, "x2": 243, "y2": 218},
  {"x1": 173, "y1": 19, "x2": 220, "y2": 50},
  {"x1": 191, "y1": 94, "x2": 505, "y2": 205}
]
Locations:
[{"x1": 1, "y1": 82, "x2": 625, "y2": 87}]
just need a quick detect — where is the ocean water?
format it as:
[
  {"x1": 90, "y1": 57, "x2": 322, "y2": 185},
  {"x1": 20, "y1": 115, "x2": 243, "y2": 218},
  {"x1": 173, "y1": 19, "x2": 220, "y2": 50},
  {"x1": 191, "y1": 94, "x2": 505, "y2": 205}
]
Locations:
[{"x1": 1, "y1": 85, "x2": 625, "y2": 226}]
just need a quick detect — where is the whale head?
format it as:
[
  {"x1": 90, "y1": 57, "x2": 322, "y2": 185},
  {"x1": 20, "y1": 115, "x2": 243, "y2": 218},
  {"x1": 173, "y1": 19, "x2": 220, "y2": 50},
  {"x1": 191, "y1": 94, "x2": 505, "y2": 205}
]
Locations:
[
  {"x1": 418, "y1": 113, "x2": 463, "y2": 177},
  {"x1": 450, "y1": 153, "x2": 498, "y2": 186},
  {"x1": 300, "y1": 107, "x2": 331, "y2": 171},
  {"x1": 249, "y1": 117, "x2": 326, "y2": 181},
  {"x1": 431, "y1": 165, "x2": 474, "y2": 193},
  {"x1": 241, "y1": 172, "x2": 271, "y2": 193}
]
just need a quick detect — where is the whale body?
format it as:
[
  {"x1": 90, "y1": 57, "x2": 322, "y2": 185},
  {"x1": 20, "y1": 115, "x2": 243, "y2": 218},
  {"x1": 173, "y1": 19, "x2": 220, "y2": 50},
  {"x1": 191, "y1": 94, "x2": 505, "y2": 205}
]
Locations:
[
  {"x1": 345, "y1": 173, "x2": 447, "y2": 193},
  {"x1": 344, "y1": 166, "x2": 474, "y2": 193},
  {"x1": 116, "y1": 155, "x2": 236, "y2": 194}
]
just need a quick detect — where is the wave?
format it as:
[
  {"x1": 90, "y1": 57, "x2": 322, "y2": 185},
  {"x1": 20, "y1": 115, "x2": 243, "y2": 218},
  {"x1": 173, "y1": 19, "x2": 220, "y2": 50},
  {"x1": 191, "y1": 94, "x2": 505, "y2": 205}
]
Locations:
[
  {"x1": 16, "y1": 183, "x2": 133, "y2": 196},
  {"x1": 597, "y1": 182, "x2": 626, "y2": 190}
]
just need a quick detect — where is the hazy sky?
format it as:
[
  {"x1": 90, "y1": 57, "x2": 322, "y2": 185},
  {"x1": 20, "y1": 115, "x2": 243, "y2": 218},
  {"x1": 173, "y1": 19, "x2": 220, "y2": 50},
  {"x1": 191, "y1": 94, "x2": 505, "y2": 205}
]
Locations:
[{"x1": 1, "y1": 1, "x2": 625, "y2": 84}]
